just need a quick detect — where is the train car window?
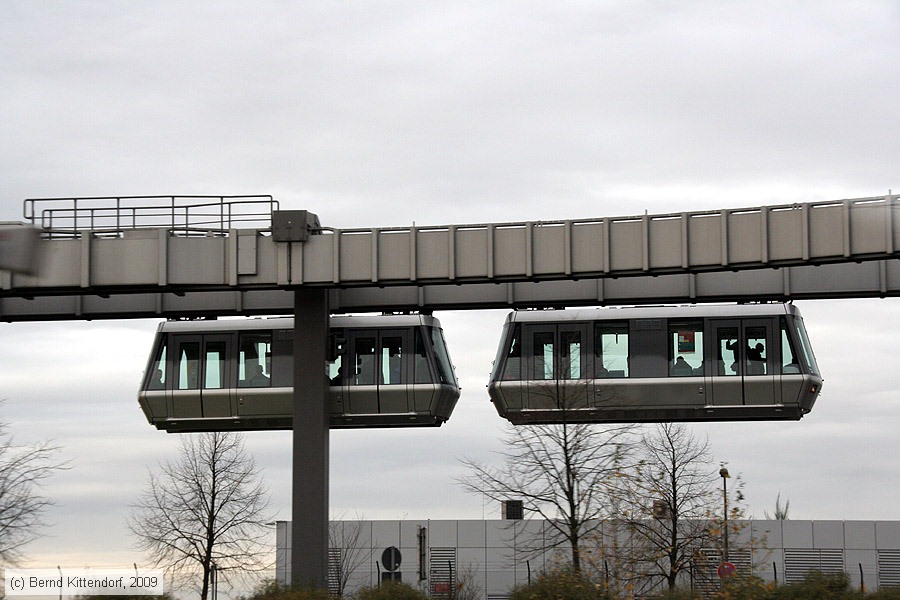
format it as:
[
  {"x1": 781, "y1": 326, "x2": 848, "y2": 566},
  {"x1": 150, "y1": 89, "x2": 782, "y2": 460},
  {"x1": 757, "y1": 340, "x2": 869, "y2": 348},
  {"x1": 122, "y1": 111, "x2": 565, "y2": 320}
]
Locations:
[
  {"x1": 429, "y1": 327, "x2": 457, "y2": 385},
  {"x1": 146, "y1": 342, "x2": 167, "y2": 390},
  {"x1": 381, "y1": 335, "x2": 403, "y2": 384},
  {"x1": 177, "y1": 342, "x2": 201, "y2": 390},
  {"x1": 781, "y1": 320, "x2": 801, "y2": 374},
  {"x1": 204, "y1": 341, "x2": 227, "y2": 389},
  {"x1": 717, "y1": 328, "x2": 740, "y2": 376},
  {"x1": 744, "y1": 326, "x2": 768, "y2": 376},
  {"x1": 238, "y1": 332, "x2": 272, "y2": 388},
  {"x1": 413, "y1": 329, "x2": 431, "y2": 384},
  {"x1": 669, "y1": 320, "x2": 703, "y2": 376},
  {"x1": 560, "y1": 330, "x2": 583, "y2": 380},
  {"x1": 594, "y1": 322, "x2": 628, "y2": 378},
  {"x1": 533, "y1": 331, "x2": 555, "y2": 380},
  {"x1": 328, "y1": 334, "x2": 344, "y2": 385},
  {"x1": 327, "y1": 356, "x2": 343, "y2": 385},
  {"x1": 354, "y1": 336, "x2": 377, "y2": 385}
]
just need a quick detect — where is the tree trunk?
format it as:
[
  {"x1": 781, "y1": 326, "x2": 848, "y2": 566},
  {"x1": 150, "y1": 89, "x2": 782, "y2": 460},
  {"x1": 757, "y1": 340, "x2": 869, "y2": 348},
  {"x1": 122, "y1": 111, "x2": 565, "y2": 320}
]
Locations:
[
  {"x1": 200, "y1": 562, "x2": 209, "y2": 600},
  {"x1": 571, "y1": 536, "x2": 581, "y2": 572}
]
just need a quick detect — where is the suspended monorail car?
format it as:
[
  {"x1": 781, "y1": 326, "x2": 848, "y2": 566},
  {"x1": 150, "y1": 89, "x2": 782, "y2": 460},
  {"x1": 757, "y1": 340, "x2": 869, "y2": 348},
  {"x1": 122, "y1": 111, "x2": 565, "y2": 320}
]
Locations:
[
  {"x1": 138, "y1": 314, "x2": 459, "y2": 432},
  {"x1": 488, "y1": 303, "x2": 822, "y2": 424}
]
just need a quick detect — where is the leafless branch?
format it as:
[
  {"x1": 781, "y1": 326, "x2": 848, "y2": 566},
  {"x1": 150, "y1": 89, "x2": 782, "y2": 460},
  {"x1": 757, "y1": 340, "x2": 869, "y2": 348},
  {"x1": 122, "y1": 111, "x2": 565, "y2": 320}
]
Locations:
[
  {"x1": 0, "y1": 407, "x2": 69, "y2": 565},
  {"x1": 128, "y1": 432, "x2": 274, "y2": 600}
]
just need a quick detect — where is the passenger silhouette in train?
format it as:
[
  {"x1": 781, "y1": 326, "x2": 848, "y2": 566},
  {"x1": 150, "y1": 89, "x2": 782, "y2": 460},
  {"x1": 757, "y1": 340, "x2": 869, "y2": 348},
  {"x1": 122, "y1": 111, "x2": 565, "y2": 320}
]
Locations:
[
  {"x1": 671, "y1": 356, "x2": 693, "y2": 376},
  {"x1": 149, "y1": 368, "x2": 164, "y2": 390},
  {"x1": 746, "y1": 343, "x2": 766, "y2": 374},
  {"x1": 330, "y1": 366, "x2": 343, "y2": 385},
  {"x1": 249, "y1": 364, "x2": 269, "y2": 386}
]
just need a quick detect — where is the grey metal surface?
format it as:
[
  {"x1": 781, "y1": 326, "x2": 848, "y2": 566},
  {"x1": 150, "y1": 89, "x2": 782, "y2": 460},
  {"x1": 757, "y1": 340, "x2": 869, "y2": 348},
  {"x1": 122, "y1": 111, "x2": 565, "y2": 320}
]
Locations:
[
  {"x1": 292, "y1": 290, "x2": 330, "y2": 588},
  {"x1": 0, "y1": 223, "x2": 43, "y2": 275},
  {"x1": 1, "y1": 195, "x2": 898, "y2": 321},
  {"x1": 2, "y1": 260, "x2": 899, "y2": 321}
]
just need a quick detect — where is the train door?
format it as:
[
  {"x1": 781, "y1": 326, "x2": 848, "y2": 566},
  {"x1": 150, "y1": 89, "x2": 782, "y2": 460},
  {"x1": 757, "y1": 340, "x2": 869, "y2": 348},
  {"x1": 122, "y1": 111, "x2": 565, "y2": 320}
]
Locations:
[
  {"x1": 345, "y1": 329, "x2": 410, "y2": 416},
  {"x1": 171, "y1": 334, "x2": 233, "y2": 419},
  {"x1": 236, "y1": 330, "x2": 279, "y2": 417},
  {"x1": 522, "y1": 323, "x2": 589, "y2": 410},
  {"x1": 559, "y1": 324, "x2": 590, "y2": 410},
  {"x1": 524, "y1": 325, "x2": 557, "y2": 410},
  {"x1": 376, "y1": 329, "x2": 409, "y2": 414},
  {"x1": 708, "y1": 319, "x2": 777, "y2": 407}
]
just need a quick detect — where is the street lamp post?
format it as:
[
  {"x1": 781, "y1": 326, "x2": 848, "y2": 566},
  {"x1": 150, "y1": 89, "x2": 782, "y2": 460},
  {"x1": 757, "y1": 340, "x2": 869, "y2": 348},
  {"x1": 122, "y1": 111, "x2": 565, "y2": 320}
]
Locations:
[{"x1": 719, "y1": 467, "x2": 730, "y2": 563}]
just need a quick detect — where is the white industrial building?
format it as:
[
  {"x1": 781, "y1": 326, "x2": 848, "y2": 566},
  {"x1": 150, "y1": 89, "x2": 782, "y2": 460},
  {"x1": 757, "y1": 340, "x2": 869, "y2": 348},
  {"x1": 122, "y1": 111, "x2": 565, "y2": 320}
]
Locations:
[{"x1": 275, "y1": 518, "x2": 900, "y2": 598}]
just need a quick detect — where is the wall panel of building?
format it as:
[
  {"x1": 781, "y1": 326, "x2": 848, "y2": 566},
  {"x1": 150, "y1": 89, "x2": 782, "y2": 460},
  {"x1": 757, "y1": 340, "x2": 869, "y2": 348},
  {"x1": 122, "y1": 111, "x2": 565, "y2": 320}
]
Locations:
[{"x1": 277, "y1": 519, "x2": 900, "y2": 598}]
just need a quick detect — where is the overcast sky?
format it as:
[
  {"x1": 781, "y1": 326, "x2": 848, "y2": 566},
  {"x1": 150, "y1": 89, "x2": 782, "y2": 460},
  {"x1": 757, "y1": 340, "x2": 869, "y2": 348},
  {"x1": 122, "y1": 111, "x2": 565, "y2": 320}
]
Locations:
[{"x1": 1, "y1": 0, "x2": 899, "y2": 575}]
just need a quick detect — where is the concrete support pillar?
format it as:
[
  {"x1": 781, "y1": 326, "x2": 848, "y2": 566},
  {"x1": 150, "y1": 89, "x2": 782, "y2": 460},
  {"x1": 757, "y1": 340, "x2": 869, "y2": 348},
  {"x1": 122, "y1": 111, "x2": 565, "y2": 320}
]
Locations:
[{"x1": 291, "y1": 288, "x2": 329, "y2": 587}]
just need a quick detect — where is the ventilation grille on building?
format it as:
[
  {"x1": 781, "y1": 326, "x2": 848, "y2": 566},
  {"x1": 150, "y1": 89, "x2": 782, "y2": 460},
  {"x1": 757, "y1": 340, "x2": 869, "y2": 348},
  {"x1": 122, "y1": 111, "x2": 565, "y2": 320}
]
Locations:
[
  {"x1": 430, "y1": 547, "x2": 457, "y2": 598},
  {"x1": 502, "y1": 500, "x2": 524, "y2": 520},
  {"x1": 327, "y1": 547, "x2": 342, "y2": 596},
  {"x1": 879, "y1": 549, "x2": 900, "y2": 588},
  {"x1": 784, "y1": 548, "x2": 844, "y2": 584},
  {"x1": 694, "y1": 548, "x2": 752, "y2": 593}
]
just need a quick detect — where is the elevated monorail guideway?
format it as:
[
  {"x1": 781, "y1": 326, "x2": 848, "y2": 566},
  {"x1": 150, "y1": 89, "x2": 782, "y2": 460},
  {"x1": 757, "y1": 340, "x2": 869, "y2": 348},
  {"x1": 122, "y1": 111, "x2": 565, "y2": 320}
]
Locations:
[
  {"x1": 1, "y1": 193, "x2": 899, "y2": 321},
  {"x1": 0, "y1": 222, "x2": 42, "y2": 275}
]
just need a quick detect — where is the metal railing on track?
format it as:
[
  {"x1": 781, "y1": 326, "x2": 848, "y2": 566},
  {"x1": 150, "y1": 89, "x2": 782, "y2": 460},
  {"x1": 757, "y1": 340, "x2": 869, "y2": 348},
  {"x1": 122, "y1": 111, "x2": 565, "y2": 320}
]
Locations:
[{"x1": 23, "y1": 195, "x2": 278, "y2": 238}]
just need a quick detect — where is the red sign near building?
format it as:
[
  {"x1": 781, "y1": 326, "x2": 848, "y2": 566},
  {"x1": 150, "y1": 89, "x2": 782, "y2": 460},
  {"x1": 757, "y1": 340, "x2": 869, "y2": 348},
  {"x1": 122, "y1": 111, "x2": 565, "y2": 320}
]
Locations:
[{"x1": 717, "y1": 561, "x2": 737, "y2": 578}]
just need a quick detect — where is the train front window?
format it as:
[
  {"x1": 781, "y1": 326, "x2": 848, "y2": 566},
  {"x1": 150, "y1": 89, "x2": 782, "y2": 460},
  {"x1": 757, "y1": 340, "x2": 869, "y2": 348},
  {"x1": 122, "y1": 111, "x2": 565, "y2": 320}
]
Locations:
[
  {"x1": 669, "y1": 320, "x2": 703, "y2": 376},
  {"x1": 429, "y1": 328, "x2": 457, "y2": 385},
  {"x1": 204, "y1": 341, "x2": 226, "y2": 389},
  {"x1": 497, "y1": 324, "x2": 521, "y2": 381},
  {"x1": 177, "y1": 342, "x2": 200, "y2": 390},
  {"x1": 239, "y1": 332, "x2": 272, "y2": 388},
  {"x1": 146, "y1": 341, "x2": 167, "y2": 390},
  {"x1": 533, "y1": 331, "x2": 555, "y2": 380},
  {"x1": 793, "y1": 316, "x2": 820, "y2": 375},
  {"x1": 595, "y1": 322, "x2": 628, "y2": 378}
]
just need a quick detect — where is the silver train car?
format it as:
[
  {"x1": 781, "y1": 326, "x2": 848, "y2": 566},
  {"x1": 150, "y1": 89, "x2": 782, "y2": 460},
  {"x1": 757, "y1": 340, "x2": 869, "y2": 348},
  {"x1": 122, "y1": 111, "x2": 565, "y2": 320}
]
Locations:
[
  {"x1": 488, "y1": 303, "x2": 822, "y2": 424},
  {"x1": 139, "y1": 314, "x2": 459, "y2": 432}
]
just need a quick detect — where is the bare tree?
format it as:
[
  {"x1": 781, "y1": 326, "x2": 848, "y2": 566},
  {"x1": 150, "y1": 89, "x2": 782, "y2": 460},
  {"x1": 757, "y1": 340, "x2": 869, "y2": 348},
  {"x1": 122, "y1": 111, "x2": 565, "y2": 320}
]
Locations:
[
  {"x1": 601, "y1": 423, "x2": 722, "y2": 594},
  {"x1": 450, "y1": 561, "x2": 483, "y2": 600},
  {"x1": 128, "y1": 432, "x2": 274, "y2": 600},
  {"x1": 0, "y1": 408, "x2": 67, "y2": 565},
  {"x1": 329, "y1": 515, "x2": 370, "y2": 598},
  {"x1": 459, "y1": 420, "x2": 632, "y2": 573}
]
